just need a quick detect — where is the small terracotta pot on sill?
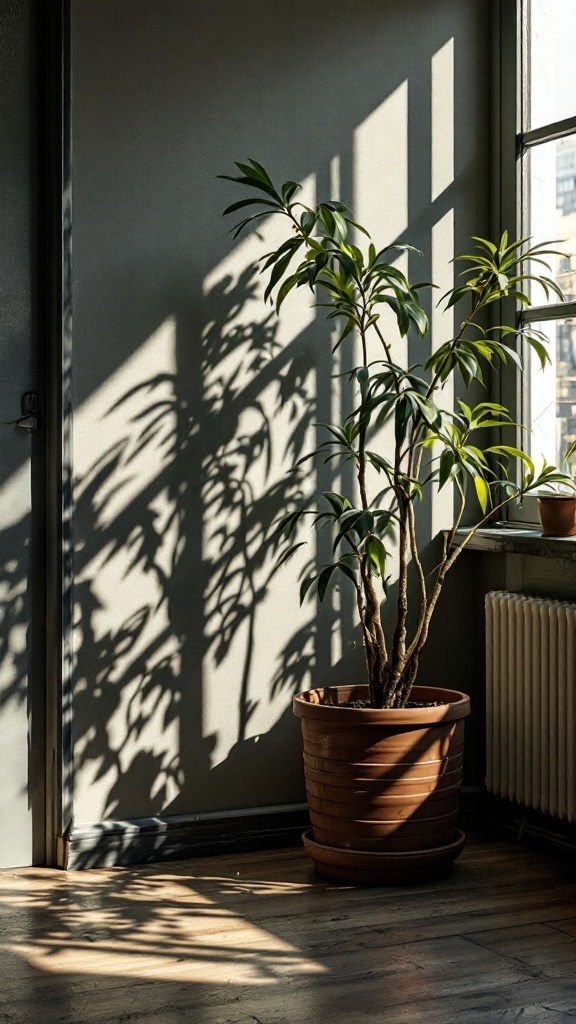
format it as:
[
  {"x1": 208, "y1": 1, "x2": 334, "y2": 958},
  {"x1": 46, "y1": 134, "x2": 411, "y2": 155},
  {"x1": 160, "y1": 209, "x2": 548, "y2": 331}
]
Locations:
[{"x1": 537, "y1": 493, "x2": 576, "y2": 537}]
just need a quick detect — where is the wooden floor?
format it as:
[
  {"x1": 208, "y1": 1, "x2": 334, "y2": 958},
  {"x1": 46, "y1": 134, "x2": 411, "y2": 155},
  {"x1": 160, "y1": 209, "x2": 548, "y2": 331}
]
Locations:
[{"x1": 1, "y1": 832, "x2": 576, "y2": 1024}]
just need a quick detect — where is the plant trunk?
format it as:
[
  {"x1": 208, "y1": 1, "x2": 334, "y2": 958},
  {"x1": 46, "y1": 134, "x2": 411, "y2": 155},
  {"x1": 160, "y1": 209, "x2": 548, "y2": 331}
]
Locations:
[{"x1": 361, "y1": 562, "x2": 388, "y2": 707}]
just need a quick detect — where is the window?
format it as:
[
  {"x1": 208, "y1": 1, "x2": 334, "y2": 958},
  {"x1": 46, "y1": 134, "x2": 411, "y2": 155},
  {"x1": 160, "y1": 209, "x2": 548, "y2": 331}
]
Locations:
[{"x1": 520, "y1": 0, "x2": 576, "y2": 481}]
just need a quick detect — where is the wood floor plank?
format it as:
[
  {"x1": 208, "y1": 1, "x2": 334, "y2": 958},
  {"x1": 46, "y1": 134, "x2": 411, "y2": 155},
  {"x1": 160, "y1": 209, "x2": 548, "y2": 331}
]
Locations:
[{"x1": 1, "y1": 832, "x2": 576, "y2": 1023}]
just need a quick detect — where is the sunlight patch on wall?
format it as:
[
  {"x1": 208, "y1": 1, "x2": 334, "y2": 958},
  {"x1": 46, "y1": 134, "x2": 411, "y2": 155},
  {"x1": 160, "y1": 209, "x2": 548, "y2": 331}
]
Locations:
[
  {"x1": 0, "y1": 460, "x2": 29, "y2": 531},
  {"x1": 200, "y1": 177, "x2": 320, "y2": 769},
  {"x1": 0, "y1": 466, "x2": 30, "y2": 690},
  {"x1": 330, "y1": 154, "x2": 340, "y2": 201},
  {"x1": 431, "y1": 209, "x2": 455, "y2": 537},
  {"x1": 74, "y1": 317, "x2": 178, "y2": 526},
  {"x1": 353, "y1": 81, "x2": 408, "y2": 248},
  {"x1": 0, "y1": 454, "x2": 32, "y2": 862},
  {"x1": 73, "y1": 318, "x2": 182, "y2": 821},
  {"x1": 202, "y1": 181, "x2": 320, "y2": 765},
  {"x1": 204, "y1": 529, "x2": 315, "y2": 771},
  {"x1": 431, "y1": 38, "x2": 454, "y2": 202},
  {"x1": 0, "y1": 701, "x2": 31, "y2": 863}
]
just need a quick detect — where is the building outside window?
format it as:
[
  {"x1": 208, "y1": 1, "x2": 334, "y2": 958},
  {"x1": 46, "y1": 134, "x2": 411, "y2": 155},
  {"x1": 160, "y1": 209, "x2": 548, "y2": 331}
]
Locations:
[{"x1": 521, "y1": 0, "x2": 576, "y2": 477}]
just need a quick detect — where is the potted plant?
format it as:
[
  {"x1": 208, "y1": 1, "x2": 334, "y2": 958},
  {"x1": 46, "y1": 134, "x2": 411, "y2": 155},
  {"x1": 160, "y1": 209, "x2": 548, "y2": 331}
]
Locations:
[
  {"x1": 537, "y1": 441, "x2": 576, "y2": 536},
  {"x1": 221, "y1": 160, "x2": 571, "y2": 883}
]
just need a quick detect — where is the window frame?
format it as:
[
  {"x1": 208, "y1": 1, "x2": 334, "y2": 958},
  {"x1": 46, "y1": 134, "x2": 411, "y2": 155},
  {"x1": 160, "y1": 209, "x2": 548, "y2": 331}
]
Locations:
[{"x1": 500, "y1": 0, "x2": 576, "y2": 526}]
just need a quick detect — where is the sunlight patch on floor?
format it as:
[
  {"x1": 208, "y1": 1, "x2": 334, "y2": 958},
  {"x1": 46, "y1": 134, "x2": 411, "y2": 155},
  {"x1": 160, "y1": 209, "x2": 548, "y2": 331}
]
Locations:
[{"x1": 0, "y1": 869, "x2": 328, "y2": 985}]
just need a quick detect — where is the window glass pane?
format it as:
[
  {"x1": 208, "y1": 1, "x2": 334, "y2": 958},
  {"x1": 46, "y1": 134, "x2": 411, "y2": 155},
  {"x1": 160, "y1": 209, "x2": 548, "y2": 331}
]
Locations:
[
  {"x1": 525, "y1": 136, "x2": 576, "y2": 306},
  {"x1": 527, "y1": 0, "x2": 576, "y2": 130},
  {"x1": 529, "y1": 318, "x2": 576, "y2": 471}
]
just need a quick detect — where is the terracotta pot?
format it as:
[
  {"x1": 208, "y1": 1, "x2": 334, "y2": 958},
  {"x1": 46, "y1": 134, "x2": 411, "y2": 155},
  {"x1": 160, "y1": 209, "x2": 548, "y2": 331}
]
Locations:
[
  {"x1": 293, "y1": 684, "x2": 470, "y2": 884},
  {"x1": 537, "y1": 494, "x2": 576, "y2": 537}
]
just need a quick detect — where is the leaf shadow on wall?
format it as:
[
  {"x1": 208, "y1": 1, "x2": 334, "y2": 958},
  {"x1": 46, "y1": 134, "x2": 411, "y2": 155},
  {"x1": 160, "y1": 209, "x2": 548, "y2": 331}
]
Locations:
[{"x1": 70, "y1": 260, "x2": 349, "y2": 825}]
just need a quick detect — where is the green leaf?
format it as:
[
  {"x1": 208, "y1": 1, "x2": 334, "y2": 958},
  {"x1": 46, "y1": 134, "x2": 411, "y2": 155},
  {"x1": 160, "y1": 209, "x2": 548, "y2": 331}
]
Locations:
[
  {"x1": 412, "y1": 394, "x2": 442, "y2": 429},
  {"x1": 443, "y1": 285, "x2": 473, "y2": 309},
  {"x1": 322, "y1": 491, "x2": 350, "y2": 516},
  {"x1": 219, "y1": 172, "x2": 279, "y2": 200},
  {"x1": 317, "y1": 564, "x2": 338, "y2": 602},
  {"x1": 229, "y1": 210, "x2": 275, "y2": 240},
  {"x1": 365, "y1": 535, "x2": 388, "y2": 578},
  {"x1": 526, "y1": 336, "x2": 551, "y2": 370},
  {"x1": 332, "y1": 210, "x2": 348, "y2": 240},
  {"x1": 405, "y1": 300, "x2": 428, "y2": 337},
  {"x1": 300, "y1": 573, "x2": 318, "y2": 604},
  {"x1": 318, "y1": 204, "x2": 336, "y2": 236},
  {"x1": 375, "y1": 510, "x2": 396, "y2": 534},
  {"x1": 317, "y1": 423, "x2": 350, "y2": 447},
  {"x1": 223, "y1": 197, "x2": 279, "y2": 215},
  {"x1": 487, "y1": 445, "x2": 534, "y2": 470},
  {"x1": 343, "y1": 216, "x2": 371, "y2": 237},
  {"x1": 276, "y1": 274, "x2": 298, "y2": 311},
  {"x1": 261, "y1": 236, "x2": 303, "y2": 272},
  {"x1": 357, "y1": 511, "x2": 375, "y2": 538},
  {"x1": 500, "y1": 344, "x2": 523, "y2": 369},
  {"x1": 282, "y1": 180, "x2": 301, "y2": 204},
  {"x1": 472, "y1": 236, "x2": 497, "y2": 255},
  {"x1": 455, "y1": 349, "x2": 479, "y2": 386},
  {"x1": 565, "y1": 440, "x2": 576, "y2": 462},
  {"x1": 333, "y1": 509, "x2": 365, "y2": 551},
  {"x1": 333, "y1": 318, "x2": 356, "y2": 350},
  {"x1": 474, "y1": 476, "x2": 490, "y2": 514},
  {"x1": 365, "y1": 450, "x2": 393, "y2": 475},
  {"x1": 395, "y1": 394, "x2": 413, "y2": 445},
  {"x1": 438, "y1": 448, "x2": 456, "y2": 489},
  {"x1": 332, "y1": 250, "x2": 358, "y2": 280},
  {"x1": 264, "y1": 250, "x2": 296, "y2": 303},
  {"x1": 457, "y1": 399, "x2": 472, "y2": 423},
  {"x1": 335, "y1": 561, "x2": 359, "y2": 588},
  {"x1": 240, "y1": 159, "x2": 275, "y2": 186}
]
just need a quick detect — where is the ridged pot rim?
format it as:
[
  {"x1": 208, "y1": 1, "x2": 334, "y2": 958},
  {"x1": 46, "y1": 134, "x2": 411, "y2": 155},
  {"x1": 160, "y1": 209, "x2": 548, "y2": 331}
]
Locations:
[{"x1": 293, "y1": 684, "x2": 470, "y2": 725}]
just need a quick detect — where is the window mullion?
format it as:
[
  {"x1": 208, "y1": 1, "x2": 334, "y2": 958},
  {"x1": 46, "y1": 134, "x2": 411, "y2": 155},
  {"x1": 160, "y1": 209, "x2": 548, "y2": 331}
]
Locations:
[
  {"x1": 522, "y1": 301, "x2": 576, "y2": 324},
  {"x1": 523, "y1": 115, "x2": 576, "y2": 149}
]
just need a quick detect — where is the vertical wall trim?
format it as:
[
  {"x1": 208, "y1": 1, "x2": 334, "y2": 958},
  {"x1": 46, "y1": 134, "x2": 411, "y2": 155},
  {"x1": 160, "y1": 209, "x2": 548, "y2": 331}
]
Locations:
[
  {"x1": 44, "y1": 0, "x2": 74, "y2": 867},
  {"x1": 490, "y1": 0, "x2": 502, "y2": 244},
  {"x1": 490, "y1": 0, "x2": 521, "y2": 240}
]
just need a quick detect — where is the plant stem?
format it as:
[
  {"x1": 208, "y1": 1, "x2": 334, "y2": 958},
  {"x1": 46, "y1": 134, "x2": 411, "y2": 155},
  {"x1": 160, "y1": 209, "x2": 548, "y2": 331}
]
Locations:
[{"x1": 357, "y1": 313, "x2": 388, "y2": 703}]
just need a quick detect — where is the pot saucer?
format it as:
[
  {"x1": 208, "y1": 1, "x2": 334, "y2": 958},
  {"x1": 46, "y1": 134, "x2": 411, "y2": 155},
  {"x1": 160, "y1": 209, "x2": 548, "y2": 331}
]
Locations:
[{"x1": 302, "y1": 827, "x2": 466, "y2": 885}]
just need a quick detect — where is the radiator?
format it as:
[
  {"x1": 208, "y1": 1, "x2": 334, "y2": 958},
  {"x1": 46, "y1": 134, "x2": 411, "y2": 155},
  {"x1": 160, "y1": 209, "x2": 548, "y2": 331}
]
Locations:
[{"x1": 485, "y1": 590, "x2": 576, "y2": 823}]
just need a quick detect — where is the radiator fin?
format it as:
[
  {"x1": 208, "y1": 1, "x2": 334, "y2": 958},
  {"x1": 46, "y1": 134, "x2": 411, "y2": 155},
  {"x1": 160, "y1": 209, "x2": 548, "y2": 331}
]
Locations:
[{"x1": 485, "y1": 590, "x2": 576, "y2": 823}]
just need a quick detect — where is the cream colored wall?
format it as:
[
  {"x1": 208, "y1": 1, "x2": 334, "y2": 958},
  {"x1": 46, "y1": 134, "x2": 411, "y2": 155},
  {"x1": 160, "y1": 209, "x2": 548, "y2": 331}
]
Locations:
[{"x1": 71, "y1": 0, "x2": 492, "y2": 823}]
